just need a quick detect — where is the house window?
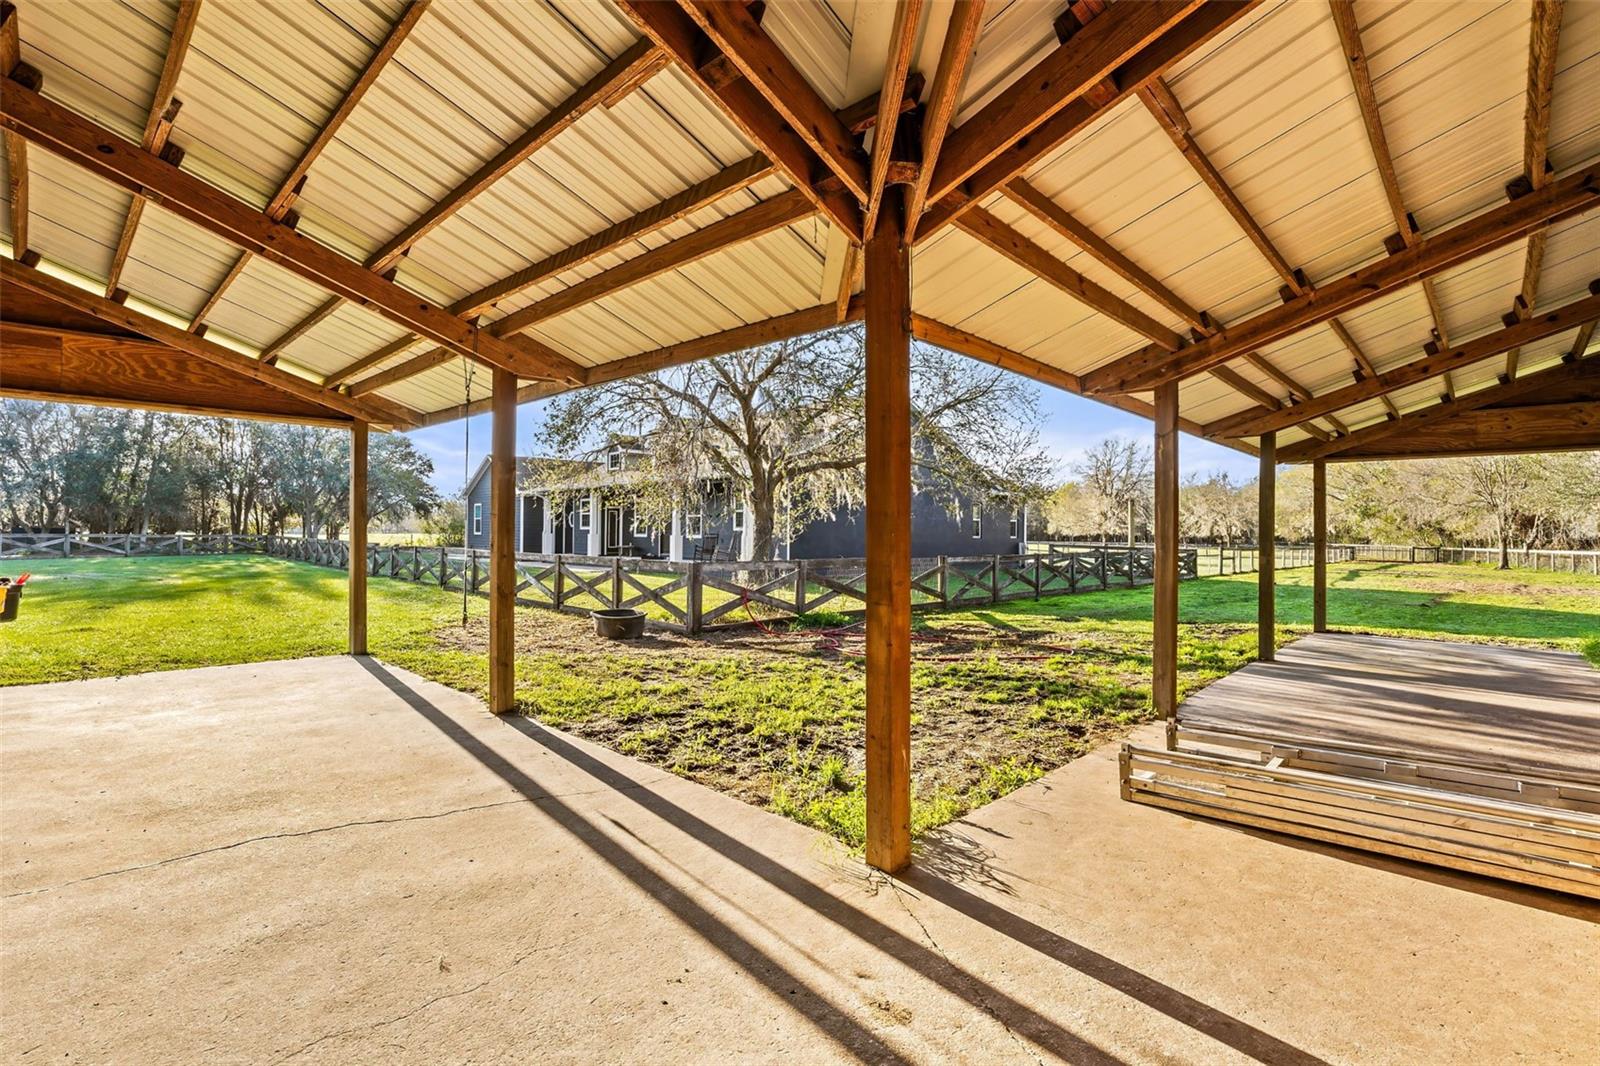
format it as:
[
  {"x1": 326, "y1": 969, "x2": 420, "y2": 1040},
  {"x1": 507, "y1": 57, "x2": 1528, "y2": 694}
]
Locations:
[
  {"x1": 607, "y1": 448, "x2": 623, "y2": 472},
  {"x1": 732, "y1": 499, "x2": 745, "y2": 533},
  {"x1": 631, "y1": 508, "x2": 646, "y2": 536},
  {"x1": 577, "y1": 498, "x2": 591, "y2": 531},
  {"x1": 971, "y1": 508, "x2": 982, "y2": 539},
  {"x1": 472, "y1": 502, "x2": 483, "y2": 536},
  {"x1": 1009, "y1": 512, "x2": 1019, "y2": 539},
  {"x1": 685, "y1": 509, "x2": 703, "y2": 538}
]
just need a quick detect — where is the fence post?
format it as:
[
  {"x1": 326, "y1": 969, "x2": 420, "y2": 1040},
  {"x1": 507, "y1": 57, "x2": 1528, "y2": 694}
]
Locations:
[
  {"x1": 611, "y1": 557, "x2": 623, "y2": 608},
  {"x1": 794, "y1": 559, "x2": 807, "y2": 614},
  {"x1": 439, "y1": 547, "x2": 447, "y2": 586},
  {"x1": 991, "y1": 555, "x2": 1001, "y2": 603},
  {"x1": 1097, "y1": 547, "x2": 1107, "y2": 589},
  {"x1": 687, "y1": 561, "x2": 703, "y2": 633},
  {"x1": 553, "y1": 554, "x2": 565, "y2": 609},
  {"x1": 937, "y1": 555, "x2": 948, "y2": 605},
  {"x1": 1032, "y1": 553, "x2": 1041, "y2": 599}
]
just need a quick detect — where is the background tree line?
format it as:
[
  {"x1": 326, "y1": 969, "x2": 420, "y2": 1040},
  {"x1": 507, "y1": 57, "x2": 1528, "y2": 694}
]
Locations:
[
  {"x1": 0, "y1": 400, "x2": 442, "y2": 539},
  {"x1": 1039, "y1": 438, "x2": 1600, "y2": 558}
]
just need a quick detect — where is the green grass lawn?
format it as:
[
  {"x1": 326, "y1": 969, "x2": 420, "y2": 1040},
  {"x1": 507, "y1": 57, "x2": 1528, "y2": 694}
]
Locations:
[{"x1": 4, "y1": 555, "x2": 1595, "y2": 848}]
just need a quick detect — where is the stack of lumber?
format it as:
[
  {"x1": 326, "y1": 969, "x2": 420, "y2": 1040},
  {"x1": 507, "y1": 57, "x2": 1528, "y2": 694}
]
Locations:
[{"x1": 1121, "y1": 741, "x2": 1600, "y2": 899}]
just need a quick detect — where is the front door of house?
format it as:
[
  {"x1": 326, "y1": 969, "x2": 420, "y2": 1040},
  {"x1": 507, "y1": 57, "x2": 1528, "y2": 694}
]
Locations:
[{"x1": 604, "y1": 508, "x2": 624, "y2": 555}]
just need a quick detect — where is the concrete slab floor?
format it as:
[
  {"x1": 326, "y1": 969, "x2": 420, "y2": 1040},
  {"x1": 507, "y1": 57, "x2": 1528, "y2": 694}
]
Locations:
[{"x1": 2, "y1": 655, "x2": 1595, "y2": 1064}]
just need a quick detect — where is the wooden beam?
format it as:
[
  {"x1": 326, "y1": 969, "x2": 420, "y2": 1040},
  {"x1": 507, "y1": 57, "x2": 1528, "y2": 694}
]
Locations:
[
  {"x1": 1153, "y1": 378, "x2": 1179, "y2": 747},
  {"x1": 864, "y1": 192, "x2": 912, "y2": 874},
  {"x1": 255, "y1": 35, "x2": 662, "y2": 361},
  {"x1": 678, "y1": 0, "x2": 870, "y2": 202},
  {"x1": 917, "y1": 2, "x2": 1261, "y2": 239},
  {"x1": 0, "y1": 1, "x2": 27, "y2": 262},
  {"x1": 1328, "y1": 318, "x2": 1400, "y2": 418},
  {"x1": 371, "y1": 38, "x2": 662, "y2": 272},
  {"x1": 1325, "y1": 399, "x2": 1599, "y2": 461},
  {"x1": 1001, "y1": 177, "x2": 1337, "y2": 424},
  {"x1": 617, "y1": 0, "x2": 862, "y2": 240},
  {"x1": 903, "y1": 0, "x2": 984, "y2": 242},
  {"x1": 1329, "y1": 0, "x2": 1453, "y2": 350},
  {"x1": 365, "y1": 189, "x2": 813, "y2": 401},
  {"x1": 929, "y1": 1, "x2": 1203, "y2": 206},
  {"x1": 493, "y1": 189, "x2": 813, "y2": 335},
  {"x1": 330, "y1": 153, "x2": 773, "y2": 389},
  {"x1": 347, "y1": 344, "x2": 457, "y2": 397},
  {"x1": 862, "y1": 0, "x2": 924, "y2": 240},
  {"x1": 1081, "y1": 164, "x2": 1600, "y2": 393},
  {"x1": 956, "y1": 206, "x2": 1186, "y2": 350},
  {"x1": 488, "y1": 365, "x2": 517, "y2": 714},
  {"x1": 0, "y1": 81, "x2": 587, "y2": 385},
  {"x1": 1203, "y1": 287, "x2": 1600, "y2": 437},
  {"x1": 1, "y1": 256, "x2": 415, "y2": 427},
  {"x1": 349, "y1": 420, "x2": 368, "y2": 655},
  {"x1": 1506, "y1": 0, "x2": 1566, "y2": 381},
  {"x1": 837, "y1": 72, "x2": 924, "y2": 135},
  {"x1": 191, "y1": 0, "x2": 429, "y2": 331},
  {"x1": 1257, "y1": 431, "x2": 1275, "y2": 662},
  {"x1": 104, "y1": 0, "x2": 202, "y2": 298},
  {"x1": 1279, "y1": 349, "x2": 1599, "y2": 463},
  {"x1": 1312, "y1": 458, "x2": 1326, "y2": 633}
]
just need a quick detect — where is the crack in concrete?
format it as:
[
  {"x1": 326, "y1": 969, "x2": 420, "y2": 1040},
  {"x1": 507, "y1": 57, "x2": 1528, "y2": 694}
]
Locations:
[
  {"x1": 881, "y1": 874, "x2": 1046, "y2": 1066},
  {"x1": 6, "y1": 772, "x2": 682, "y2": 900},
  {"x1": 3, "y1": 800, "x2": 523, "y2": 899},
  {"x1": 270, "y1": 930, "x2": 593, "y2": 1063}
]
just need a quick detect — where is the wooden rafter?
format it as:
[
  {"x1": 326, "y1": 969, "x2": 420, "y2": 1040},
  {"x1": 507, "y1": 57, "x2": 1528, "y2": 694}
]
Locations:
[
  {"x1": 902, "y1": 0, "x2": 984, "y2": 243},
  {"x1": 256, "y1": 35, "x2": 663, "y2": 365},
  {"x1": 678, "y1": 0, "x2": 869, "y2": 201},
  {"x1": 1505, "y1": 0, "x2": 1566, "y2": 382},
  {"x1": 1280, "y1": 351, "x2": 1599, "y2": 463},
  {"x1": 861, "y1": 0, "x2": 924, "y2": 241},
  {"x1": 1204, "y1": 286, "x2": 1600, "y2": 438},
  {"x1": 356, "y1": 190, "x2": 814, "y2": 396},
  {"x1": 1, "y1": 1, "x2": 33, "y2": 263},
  {"x1": 917, "y1": 1, "x2": 1261, "y2": 239},
  {"x1": 929, "y1": 1, "x2": 1204, "y2": 206},
  {"x1": 326, "y1": 152, "x2": 774, "y2": 389},
  {"x1": 618, "y1": 0, "x2": 862, "y2": 240},
  {"x1": 956, "y1": 206, "x2": 1185, "y2": 350},
  {"x1": 103, "y1": 0, "x2": 202, "y2": 299},
  {"x1": 190, "y1": 0, "x2": 430, "y2": 333},
  {"x1": 0, "y1": 81, "x2": 587, "y2": 385},
  {"x1": 999, "y1": 178, "x2": 1339, "y2": 434},
  {"x1": 1140, "y1": 76, "x2": 1378, "y2": 426},
  {"x1": 419, "y1": 299, "x2": 862, "y2": 427},
  {"x1": 2, "y1": 256, "x2": 415, "y2": 427},
  {"x1": 1081, "y1": 163, "x2": 1600, "y2": 393},
  {"x1": 1330, "y1": 0, "x2": 1453, "y2": 354}
]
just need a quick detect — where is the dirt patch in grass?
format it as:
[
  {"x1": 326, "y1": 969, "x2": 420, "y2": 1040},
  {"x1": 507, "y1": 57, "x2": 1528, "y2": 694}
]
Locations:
[{"x1": 429, "y1": 607, "x2": 1260, "y2": 848}]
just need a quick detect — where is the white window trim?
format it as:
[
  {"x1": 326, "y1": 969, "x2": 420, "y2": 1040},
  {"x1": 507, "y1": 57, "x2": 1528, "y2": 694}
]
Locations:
[
  {"x1": 607, "y1": 448, "x2": 623, "y2": 472},
  {"x1": 685, "y1": 509, "x2": 704, "y2": 538},
  {"x1": 631, "y1": 508, "x2": 647, "y2": 536},
  {"x1": 472, "y1": 502, "x2": 483, "y2": 536},
  {"x1": 577, "y1": 498, "x2": 591, "y2": 531},
  {"x1": 1009, "y1": 512, "x2": 1019, "y2": 538},
  {"x1": 971, "y1": 508, "x2": 982, "y2": 539},
  {"x1": 732, "y1": 499, "x2": 745, "y2": 532}
]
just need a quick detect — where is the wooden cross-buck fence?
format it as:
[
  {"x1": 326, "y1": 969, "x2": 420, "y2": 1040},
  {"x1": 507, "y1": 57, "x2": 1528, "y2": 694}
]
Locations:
[{"x1": 7, "y1": 532, "x2": 1594, "y2": 633}]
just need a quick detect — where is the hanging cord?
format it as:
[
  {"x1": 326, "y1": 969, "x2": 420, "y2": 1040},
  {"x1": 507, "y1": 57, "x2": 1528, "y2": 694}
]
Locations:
[{"x1": 460, "y1": 352, "x2": 476, "y2": 627}]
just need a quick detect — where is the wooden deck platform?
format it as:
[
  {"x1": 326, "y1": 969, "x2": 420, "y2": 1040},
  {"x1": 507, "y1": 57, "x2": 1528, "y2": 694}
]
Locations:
[{"x1": 1176, "y1": 633, "x2": 1600, "y2": 778}]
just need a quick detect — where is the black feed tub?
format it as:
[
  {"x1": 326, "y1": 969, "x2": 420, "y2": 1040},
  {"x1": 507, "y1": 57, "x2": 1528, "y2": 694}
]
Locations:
[{"x1": 591, "y1": 608, "x2": 647, "y2": 641}]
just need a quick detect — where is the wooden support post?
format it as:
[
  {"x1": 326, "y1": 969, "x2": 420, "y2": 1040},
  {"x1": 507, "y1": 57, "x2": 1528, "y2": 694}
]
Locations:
[
  {"x1": 348, "y1": 421, "x2": 368, "y2": 655},
  {"x1": 864, "y1": 193, "x2": 912, "y2": 875},
  {"x1": 1258, "y1": 431, "x2": 1276, "y2": 661},
  {"x1": 1313, "y1": 458, "x2": 1327, "y2": 634},
  {"x1": 489, "y1": 367, "x2": 517, "y2": 714},
  {"x1": 1153, "y1": 381, "x2": 1179, "y2": 749},
  {"x1": 686, "y1": 561, "x2": 703, "y2": 633}
]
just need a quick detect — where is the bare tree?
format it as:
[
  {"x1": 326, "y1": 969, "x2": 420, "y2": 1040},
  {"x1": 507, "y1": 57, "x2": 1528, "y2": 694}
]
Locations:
[
  {"x1": 532, "y1": 328, "x2": 1054, "y2": 560},
  {"x1": 1073, "y1": 438, "x2": 1152, "y2": 546}
]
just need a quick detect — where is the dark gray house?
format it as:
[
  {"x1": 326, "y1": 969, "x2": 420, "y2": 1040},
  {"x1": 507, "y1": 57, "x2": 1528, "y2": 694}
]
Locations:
[{"x1": 463, "y1": 445, "x2": 1027, "y2": 560}]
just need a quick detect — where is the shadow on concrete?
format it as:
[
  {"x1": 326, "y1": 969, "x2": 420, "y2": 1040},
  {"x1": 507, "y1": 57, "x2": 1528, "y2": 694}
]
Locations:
[{"x1": 358, "y1": 658, "x2": 1332, "y2": 1066}]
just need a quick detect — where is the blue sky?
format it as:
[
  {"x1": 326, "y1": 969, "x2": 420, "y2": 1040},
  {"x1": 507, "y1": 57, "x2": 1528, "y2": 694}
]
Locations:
[{"x1": 403, "y1": 377, "x2": 1260, "y2": 496}]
